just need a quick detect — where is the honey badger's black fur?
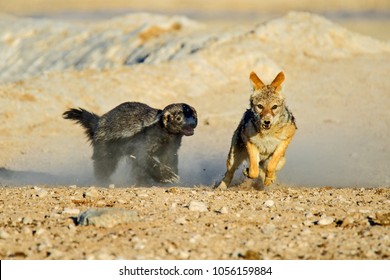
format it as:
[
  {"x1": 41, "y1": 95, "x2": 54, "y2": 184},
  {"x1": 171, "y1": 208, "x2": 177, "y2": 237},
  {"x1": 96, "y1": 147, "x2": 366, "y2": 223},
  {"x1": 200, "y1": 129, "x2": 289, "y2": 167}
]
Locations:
[{"x1": 63, "y1": 102, "x2": 197, "y2": 185}]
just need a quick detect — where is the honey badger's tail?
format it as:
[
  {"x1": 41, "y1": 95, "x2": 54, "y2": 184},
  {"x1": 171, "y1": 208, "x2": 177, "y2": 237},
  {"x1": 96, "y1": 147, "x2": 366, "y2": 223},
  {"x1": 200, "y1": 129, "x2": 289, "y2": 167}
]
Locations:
[{"x1": 63, "y1": 108, "x2": 99, "y2": 141}]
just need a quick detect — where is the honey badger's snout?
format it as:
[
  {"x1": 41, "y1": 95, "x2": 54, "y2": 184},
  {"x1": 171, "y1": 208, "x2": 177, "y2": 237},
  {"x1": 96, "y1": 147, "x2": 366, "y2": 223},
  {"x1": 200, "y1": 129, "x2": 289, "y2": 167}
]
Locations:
[
  {"x1": 186, "y1": 115, "x2": 197, "y2": 128},
  {"x1": 181, "y1": 104, "x2": 198, "y2": 136}
]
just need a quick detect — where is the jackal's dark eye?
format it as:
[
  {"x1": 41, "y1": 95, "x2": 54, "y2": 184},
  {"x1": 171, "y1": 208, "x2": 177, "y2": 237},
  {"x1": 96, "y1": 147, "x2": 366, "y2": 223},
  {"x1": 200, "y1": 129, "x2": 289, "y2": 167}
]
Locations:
[
  {"x1": 257, "y1": 105, "x2": 264, "y2": 110},
  {"x1": 271, "y1": 105, "x2": 278, "y2": 110}
]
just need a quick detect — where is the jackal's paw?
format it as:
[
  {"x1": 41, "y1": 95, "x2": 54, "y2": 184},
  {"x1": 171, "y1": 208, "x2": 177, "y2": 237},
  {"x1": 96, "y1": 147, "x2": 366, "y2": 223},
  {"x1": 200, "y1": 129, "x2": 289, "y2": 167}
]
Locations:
[{"x1": 264, "y1": 175, "x2": 276, "y2": 186}]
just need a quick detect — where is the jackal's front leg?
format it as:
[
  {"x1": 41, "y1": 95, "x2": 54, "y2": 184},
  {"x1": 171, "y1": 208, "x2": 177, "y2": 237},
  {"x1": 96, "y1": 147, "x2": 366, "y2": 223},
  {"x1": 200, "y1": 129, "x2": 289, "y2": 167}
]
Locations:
[
  {"x1": 264, "y1": 139, "x2": 290, "y2": 186},
  {"x1": 246, "y1": 141, "x2": 260, "y2": 179}
]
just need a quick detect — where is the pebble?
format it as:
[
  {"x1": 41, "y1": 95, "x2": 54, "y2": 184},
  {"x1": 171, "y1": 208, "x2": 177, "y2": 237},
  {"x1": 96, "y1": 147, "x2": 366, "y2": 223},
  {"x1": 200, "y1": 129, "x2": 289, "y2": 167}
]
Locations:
[
  {"x1": 219, "y1": 206, "x2": 229, "y2": 214},
  {"x1": 22, "y1": 227, "x2": 32, "y2": 235},
  {"x1": 48, "y1": 249, "x2": 63, "y2": 258},
  {"x1": 0, "y1": 230, "x2": 10, "y2": 239},
  {"x1": 77, "y1": 208, "x2": 139, "y2": 228},
  {"x1": 22, "y1": 217, "x2": 33, "y2": 225},
  {"x1": 108, "y1": 184, "x2": 115, "y2": 189},
  {"x1": 318, "y1": 216, "x2": 334, "y2": 226},
  {"x1": 96, "y1": 200, "x2": 106, "y2": 207},
  {"x1": 178, "y1": 250, "x2": 190, "y2": 259},
  {"x1": 264, "y1": 200, "x2": 275, "y2": 208},
  {"x1": 261, "y1": 223, "x2": 276, "y2": 235},
  {"x1": 83, "y1": 187, "x2": 99, "y2": 198},
  {"x1": 175, "y1": 217, "x2": 187, "y2": 225},
  {"x1": 62, "y1": 208, "x2": 80, "y2": 215},
  {"x1": 36, "y1": 189, "x2": 48, "y2": 198},
  {"x1": 188, "y1": 200, "x2": 208, "y2": 212},
  {"x1": 34, "y1": 228, "x2": 46, "y2": 236},
  {"x1": 305, "y1": 212, "x2": 314, "y2": 218}
]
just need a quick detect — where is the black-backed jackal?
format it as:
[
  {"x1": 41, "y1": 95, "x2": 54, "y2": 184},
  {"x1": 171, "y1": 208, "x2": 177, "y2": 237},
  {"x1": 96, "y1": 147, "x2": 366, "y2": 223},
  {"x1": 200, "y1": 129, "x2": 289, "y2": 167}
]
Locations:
[{"x1": 216, "y1": 71, "x2": 296, "y2": 189}]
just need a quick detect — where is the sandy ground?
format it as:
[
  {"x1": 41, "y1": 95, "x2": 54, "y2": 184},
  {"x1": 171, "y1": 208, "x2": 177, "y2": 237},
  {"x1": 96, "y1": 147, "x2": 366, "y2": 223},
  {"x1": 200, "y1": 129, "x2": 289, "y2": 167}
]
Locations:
[{"x1": 0, "y1": 1, "x2": 390, "y2": 260}]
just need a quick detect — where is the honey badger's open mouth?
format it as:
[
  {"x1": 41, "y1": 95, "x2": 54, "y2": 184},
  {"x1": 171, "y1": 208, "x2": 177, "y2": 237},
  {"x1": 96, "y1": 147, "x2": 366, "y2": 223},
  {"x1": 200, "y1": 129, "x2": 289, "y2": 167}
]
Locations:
[{"x1": 182, "y1": 126, "x2": 195, "y2": 136}]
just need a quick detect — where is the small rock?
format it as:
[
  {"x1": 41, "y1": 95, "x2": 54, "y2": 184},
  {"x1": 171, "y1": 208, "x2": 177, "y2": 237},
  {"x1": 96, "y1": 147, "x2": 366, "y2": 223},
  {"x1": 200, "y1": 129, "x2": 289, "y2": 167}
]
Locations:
[
  {"x1": 34, "y1": 228, "x2": 46, "y2": 236},
  {"x1": 175, "y1": 217, "x2": 187, "y2": 225},
  {"x1": 83, "y1": 187, "x2": 99, "y2": 198},
  {"x1": 244, "y1": 239, "x2": 255, "y2": 247},
  {"x1": 241, "y1": 250, "x2": 261, "y2": 260},
  {"x1": 77, "y1": 208, "x2": 139, "y2": 228},
  {"x1": 0, "y1": 230, "x2": 10, "y2": 239},
  {"x1": 132, "y1": 237, "x2": 145, "y2": 250},
  {"x1": 215, "y1": 206, "x2": 229, "y2": 214},
  {"x1": 117, "y1": 199, "x2": 126, "y2": 204},
  {"x1": 137, "y1": 193, "x2": 149, "y2": 198},
  {"x1": 341, "y1": 217, "x2": 355, "y2": 228},
  {"x1": 188, "y1": 200, "x2": 208, "y2": 212},
  {"x1": 62, "y1": 208, "x2": 80, "y2": 215},
  {"x1": 108, "y1": 184, "x2": 115, "y2": 189},
  {"x1": 318, "y1": 216, "x2": 334, "y2": 226},
  {"x1": 305, "y1": 212, "x2": 314, "y2": 218},
  {"x1": 178, "y1": 250, "x2": 190, "y2": 259},
  {"x1": 372, "y1": 212, "x2": 390, "y2": 226},
  {"x1": 96, "y1": 200, "x2": 106, "y2": 207},
  {"x1": 189, "y1": 234, "x2": 201, "y2": 244},
  {"x1": 264, "y1": 200, "x2": 275, "y2": 208},
  {"x1": 22, "y1": 217, "x2": 33, "y2": 225},
  {"x1": 36, "y1": 189, "x2": 48, "y2": 198},
  {"x1": 261, "y1": 223, "x2": 276, "y2": 234},
  {"x1": 48, "y1": 249, "x2": 63, "y2": 258},
  {"x1": 69, "y1": 185, "x2": 77, "y2": 189},
  {"x1": 22, "y1": 227, "x2": 32, "y2": 235}
]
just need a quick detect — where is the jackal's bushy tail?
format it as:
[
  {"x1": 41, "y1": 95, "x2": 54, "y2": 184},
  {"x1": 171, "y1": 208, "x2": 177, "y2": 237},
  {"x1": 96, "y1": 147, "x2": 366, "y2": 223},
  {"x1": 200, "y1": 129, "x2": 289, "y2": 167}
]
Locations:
[{"x1": 63, "y1": 108, "x2": 99, "y2": 141}]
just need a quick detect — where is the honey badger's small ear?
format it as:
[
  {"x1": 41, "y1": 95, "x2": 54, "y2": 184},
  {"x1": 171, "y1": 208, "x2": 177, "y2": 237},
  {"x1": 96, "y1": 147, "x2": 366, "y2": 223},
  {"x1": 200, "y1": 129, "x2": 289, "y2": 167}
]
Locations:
[
  {"x1": 271, "y1": 71, "x2": 285, "y2": 90},
  {"x1": 162, "y1": 111, "x2": 171, "y2": 127},
  {"x1": 249, "y1": 71, "x2": 265, "y2": 91}
]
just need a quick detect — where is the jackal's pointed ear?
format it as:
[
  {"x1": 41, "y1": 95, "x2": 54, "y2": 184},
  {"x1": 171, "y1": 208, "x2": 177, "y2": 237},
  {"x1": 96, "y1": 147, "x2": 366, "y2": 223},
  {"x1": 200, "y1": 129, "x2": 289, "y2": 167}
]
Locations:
[
  {"x1": 271, "y1": 71, "x2": 285, "y2": 90},
  {"x1": 249, "y1": 71, "x2": 265, "y2": 91}
]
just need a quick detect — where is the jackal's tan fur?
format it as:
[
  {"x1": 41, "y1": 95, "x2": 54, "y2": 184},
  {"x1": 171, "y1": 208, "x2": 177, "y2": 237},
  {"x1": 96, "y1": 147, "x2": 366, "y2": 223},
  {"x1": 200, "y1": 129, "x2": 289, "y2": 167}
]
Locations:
[{"x1": 216, "y1": 71, "x2": 296, "y2": 189}]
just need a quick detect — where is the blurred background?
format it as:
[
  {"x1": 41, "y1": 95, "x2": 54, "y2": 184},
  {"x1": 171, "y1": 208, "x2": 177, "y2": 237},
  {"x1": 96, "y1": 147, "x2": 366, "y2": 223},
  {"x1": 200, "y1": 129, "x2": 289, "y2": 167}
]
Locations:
[
  {"x1": 1, "y1": 0, "x2": 390, "y2": 187},
  {"x1": 1, "y1": 0, "x2": 390, "y2": 40}
]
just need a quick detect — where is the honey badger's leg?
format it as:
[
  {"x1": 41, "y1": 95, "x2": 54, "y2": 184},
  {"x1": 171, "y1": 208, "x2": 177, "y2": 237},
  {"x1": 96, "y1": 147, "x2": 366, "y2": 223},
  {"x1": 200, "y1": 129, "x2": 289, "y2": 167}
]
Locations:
[
  {"x1": 157, "y1": 139, "x2": 180, "y2": 176},
  {"x1": 92, "y1": 143, "x2": 121, "y2": 185},
  {"x1": 130, "y1": 141, "x2": 180, "y2": 184},
  {"x1": 216, "y1": 142, "x2": 246, "y2": 189}
]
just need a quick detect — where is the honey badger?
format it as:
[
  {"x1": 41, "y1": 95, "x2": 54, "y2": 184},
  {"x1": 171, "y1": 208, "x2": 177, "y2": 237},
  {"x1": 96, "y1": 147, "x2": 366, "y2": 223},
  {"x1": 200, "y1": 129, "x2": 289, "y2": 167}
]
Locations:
[{"x1": 63, "y1": 102, "x2": 197, "y2": 185}]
